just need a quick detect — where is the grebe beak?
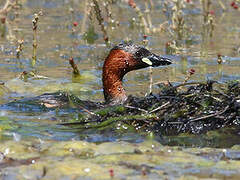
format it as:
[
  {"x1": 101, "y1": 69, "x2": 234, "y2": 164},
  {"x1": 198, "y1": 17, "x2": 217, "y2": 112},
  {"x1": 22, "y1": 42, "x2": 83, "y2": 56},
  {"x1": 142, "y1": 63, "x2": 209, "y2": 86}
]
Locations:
[{"x1": 142, "y1": 54, "x2": 172, "y2": 67}]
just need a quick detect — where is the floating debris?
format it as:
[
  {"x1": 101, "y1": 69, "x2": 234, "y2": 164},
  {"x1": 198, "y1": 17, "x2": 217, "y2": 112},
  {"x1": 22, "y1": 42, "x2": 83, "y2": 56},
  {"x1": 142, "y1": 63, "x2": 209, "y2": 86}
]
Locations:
[{"x1": 2, "y1": 80, "x2": 240, "y2": 135}]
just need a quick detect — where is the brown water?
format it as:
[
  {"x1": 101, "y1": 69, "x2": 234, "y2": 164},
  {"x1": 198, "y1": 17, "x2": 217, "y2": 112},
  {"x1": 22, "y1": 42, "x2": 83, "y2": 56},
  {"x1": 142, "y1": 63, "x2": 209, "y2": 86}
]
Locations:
[{"x1": 0, "y1": 0, "x2": 240, "y2": 146}]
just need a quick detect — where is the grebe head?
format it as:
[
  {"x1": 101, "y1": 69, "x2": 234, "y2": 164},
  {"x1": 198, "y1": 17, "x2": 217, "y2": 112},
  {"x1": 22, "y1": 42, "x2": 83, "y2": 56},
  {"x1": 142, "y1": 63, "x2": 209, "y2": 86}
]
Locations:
[{"x1": 102, "y1": 42, "x2": 172, "y2": 105}]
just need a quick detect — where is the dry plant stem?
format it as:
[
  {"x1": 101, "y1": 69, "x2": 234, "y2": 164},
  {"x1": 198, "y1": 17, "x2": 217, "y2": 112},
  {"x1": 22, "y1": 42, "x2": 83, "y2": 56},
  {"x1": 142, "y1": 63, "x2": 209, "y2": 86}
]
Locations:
[
  {"x1": 80, "y1": 0, "x2": 91, "y2": 35},
  {"x1": 189, "y1": 105, "x2": 229, "y2": 123},
  {"x1": 103, "y1": 1, "x2": 113, "y2": 24},
  {"x1": 167, "y1": 105, "x2": 229, "y2": 125},
  {"x1": 144, "y1": 0, "x2": 152, "y2": 29},
  {"x1": 92, "y1": 0, "x2": 109, "y2": 44},
  {"x1": 148, "y1": 0, "x2": 154, "y2": 9},
  {"x1": 76, "y1": 104, "x2": 99, "y2": 117},
  {"x1": 129, "y1": 0, "x2": 148, "y2": 34},
  {"x1": 149, "y1": 101, "x2": 170, "y2": 114},
  {"x1": 152, "y1": 81, "x2": 166, "y2": 86},
  {"x1": 183, "y1": 75, "x2": 191, "y2": 83},
  {"x1": 135, "y1": 6, "x2": 148, "y2": 32},
  {"x1": 5, "y1": 19, "x2": 15, "y2": 40},
  {"x1": 142, "y1": 37, "x2": 153, "y2": 94},
  {"x1": 0, "y1": 0, "x2": 16, "y2": 16},
  {"x1": 173, "y1": 81, "x2": 206, "y2": 89},
  {"x1": 32, "y1": 13, "x2": 39, "y2": 67},
  {"x1": 200, "y1": 0, "x2": 214, "y2": 41},
  {"x1": 13, "y1": 0, "x2": 22, "y2": 43},
  {"x1": 201, "y1": 0, "x2": 211, "y2": 23},
  {"x1": 171, "y1": 0, "x2": 185, "y2": 40},
  {"x1": 124, "y1": 105, "x2": 148, "y2": 113},
  {"x1": 213, "y1": 89, "x2": 229, "y2": 98},
  {"x1": 0, "y1": 0, "x2": 17, "y2": 39},
  {"x1": 217, "y1": 0, "x2": 226, "y2": 11},
  {"x1": 125, "y1": 102, "x2": 171, "y2": 114},
  {"x1": 149, "y1": 66, "x2": 153, "y2": 93},
  {"x1": 129, "y1": 0, "x2": 166, "y2": 33},
  {"x1": 69, "y1": 2, "x2": 74, "y2": 57},
  {"x1": 13, "y1": 0, "x2": 21, "y2": 23}
]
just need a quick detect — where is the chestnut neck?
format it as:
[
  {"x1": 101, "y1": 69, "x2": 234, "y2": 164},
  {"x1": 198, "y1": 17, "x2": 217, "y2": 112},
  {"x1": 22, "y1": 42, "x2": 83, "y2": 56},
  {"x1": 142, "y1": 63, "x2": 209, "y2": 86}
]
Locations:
[{"x1": 102, "y1": 49, "x2": 135, "y2": 105}]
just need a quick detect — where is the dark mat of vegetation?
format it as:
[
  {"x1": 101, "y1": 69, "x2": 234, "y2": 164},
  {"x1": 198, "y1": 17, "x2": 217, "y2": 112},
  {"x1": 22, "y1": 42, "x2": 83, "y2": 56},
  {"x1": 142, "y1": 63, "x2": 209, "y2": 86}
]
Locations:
[
  {"x1": 1, "y1": 80, "x2": 240, "y2": 135},
  {"x1": 123, "y1": 80, "x2": 240, "y2": 135}
]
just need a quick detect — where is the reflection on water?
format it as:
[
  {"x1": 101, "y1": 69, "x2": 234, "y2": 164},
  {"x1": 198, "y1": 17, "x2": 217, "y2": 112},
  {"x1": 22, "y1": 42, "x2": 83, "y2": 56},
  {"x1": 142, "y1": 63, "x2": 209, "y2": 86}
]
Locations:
[{"x1": 0, "y1": 0, "x2": 240, "y2": 147}]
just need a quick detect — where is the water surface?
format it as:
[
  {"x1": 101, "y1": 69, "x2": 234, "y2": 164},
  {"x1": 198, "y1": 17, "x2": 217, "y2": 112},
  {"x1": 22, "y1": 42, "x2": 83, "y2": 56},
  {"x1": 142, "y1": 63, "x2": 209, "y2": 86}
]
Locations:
[{"x1": 0, "y1": 0, "x2": 240, "y2": 147}]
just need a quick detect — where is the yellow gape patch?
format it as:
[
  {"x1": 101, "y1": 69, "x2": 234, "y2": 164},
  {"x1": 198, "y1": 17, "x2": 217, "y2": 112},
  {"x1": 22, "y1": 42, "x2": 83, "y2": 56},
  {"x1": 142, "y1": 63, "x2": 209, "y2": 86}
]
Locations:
[{"x1": 142, "y1": 58, "x2": 152, "y2": 66}]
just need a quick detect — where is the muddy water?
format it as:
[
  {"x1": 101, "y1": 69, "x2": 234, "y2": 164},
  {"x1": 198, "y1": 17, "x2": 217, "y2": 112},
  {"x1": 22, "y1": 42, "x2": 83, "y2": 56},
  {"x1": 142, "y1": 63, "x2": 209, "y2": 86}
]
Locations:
[
  {"x1": 0, "y1": 0, "x2": 240, "y2": 144},
  {"x1": 0, "y1": 0, "x2": 240, "y2": 179}
]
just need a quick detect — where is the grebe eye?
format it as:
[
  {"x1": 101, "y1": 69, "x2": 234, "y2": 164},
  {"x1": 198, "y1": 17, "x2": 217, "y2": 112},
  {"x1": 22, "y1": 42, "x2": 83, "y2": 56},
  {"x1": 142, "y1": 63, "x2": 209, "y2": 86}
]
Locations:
[
  {"x1": 136, "y1": 51, "x2": 141, "y2": 56},
  {"x1": 134, "y1": 50, "x2": 140, "y2": 56}
]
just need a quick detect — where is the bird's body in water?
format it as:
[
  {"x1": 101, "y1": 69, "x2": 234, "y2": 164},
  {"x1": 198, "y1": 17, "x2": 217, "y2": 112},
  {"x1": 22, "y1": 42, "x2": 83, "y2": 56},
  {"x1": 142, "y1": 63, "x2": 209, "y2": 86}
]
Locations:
[{"x1": 1, "y1": 43, "x2": 172, "y2": 110}]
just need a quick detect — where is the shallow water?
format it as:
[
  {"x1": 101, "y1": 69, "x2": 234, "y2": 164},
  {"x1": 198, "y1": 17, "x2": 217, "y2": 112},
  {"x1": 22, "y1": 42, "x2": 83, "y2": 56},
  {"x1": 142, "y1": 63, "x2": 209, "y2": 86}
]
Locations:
[
  {"x1": 1, "y1": 0, "x2": 240, "y2": 179},
  {"x1": 0, "y1": 0, "x2": 240, "y2": 167}
]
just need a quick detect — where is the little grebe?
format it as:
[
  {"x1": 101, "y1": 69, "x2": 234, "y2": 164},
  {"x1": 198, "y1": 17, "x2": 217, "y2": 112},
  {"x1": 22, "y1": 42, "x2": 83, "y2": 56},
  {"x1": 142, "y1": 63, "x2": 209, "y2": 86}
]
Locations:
[
  {"x1": 103, "y1": 43, "x2": 172, "y2": 105},
  {"x1": 0, "y1": 43, "x2": 172, "y2": 110}
]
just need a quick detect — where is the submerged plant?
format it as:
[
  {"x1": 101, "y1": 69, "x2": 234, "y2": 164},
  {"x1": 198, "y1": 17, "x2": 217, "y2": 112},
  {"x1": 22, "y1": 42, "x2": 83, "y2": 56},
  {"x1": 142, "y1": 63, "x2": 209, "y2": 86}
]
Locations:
[
  {"x1": 217, "y1": 54, "x2": 223, "y2": 64},
  {"x1": 32, "y1": 11, "x2": 42, "y2": 67},
  {"x1": 69, "y1": 57, "x2": 80, "y2": 76},
  {"x1": 184, "y1": 68, "x2": 196, "y2": 83},
  {"x1": 16, "y1": 39, "x2": 23, "y2": 59}
]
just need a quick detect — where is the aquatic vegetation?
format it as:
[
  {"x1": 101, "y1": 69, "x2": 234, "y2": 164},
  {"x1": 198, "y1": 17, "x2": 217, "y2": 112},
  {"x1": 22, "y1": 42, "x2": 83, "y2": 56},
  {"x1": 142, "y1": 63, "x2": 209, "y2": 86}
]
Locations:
[
  {"x1": 0, "y1": 0, "x2": 240, "y2": 139},
  {"x1": 92, "y1": 0, "x2": 109, "y2": 45},
  {"x1": 16, "y1": 39, "x2": 24, "y2": 59},
  {"x1": 69, "y1": 57, "x2": 80, "y2": 76},
  {"x1": 31, "y1": 11, "x2": 42, "y2": 67},
  {"x1": 64, "y1": 80, "x2": 239, "y2": 135},
  {"x1": 0, "y1": 1, "x2": 240, "y2": 179},
  {"x1": 1, "y1": 139, "x2": 240, "y2": 179}
]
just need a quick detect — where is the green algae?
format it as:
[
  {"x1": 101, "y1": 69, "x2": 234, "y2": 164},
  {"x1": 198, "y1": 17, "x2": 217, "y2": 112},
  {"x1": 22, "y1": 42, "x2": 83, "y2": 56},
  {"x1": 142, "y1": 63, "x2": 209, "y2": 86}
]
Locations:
[
  {"x1": 95, "y1": 105, "x2": 126, "y2": 116},
  {"x1": 40, "y1": 141, "x2": 97, "y2": 157},
  {"x1": 0, "y1": 116, "x2": 19, "y2": 140},
  {"x1": 1, "y1": 139, "x2": 240, "y2": 179},
  {"x1": 4, "y1": 74, "x2": 96, "y2": 97}
]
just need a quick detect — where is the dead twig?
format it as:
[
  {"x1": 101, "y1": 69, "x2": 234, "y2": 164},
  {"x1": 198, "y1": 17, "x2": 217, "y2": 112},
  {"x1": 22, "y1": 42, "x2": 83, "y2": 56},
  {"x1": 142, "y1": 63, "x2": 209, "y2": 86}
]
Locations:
[
  {"x1": 173, "y1": 82, "x2": 206, "y2": 89},
  {"x1": 124, "y1": 105, "x2": 148, "y2": 113},
  {"x1": 189, "y1": 105, "x2": 229, "y2": 123},
  {"x1": 0, "y1": 0, "x2": 16, "y2": 16},
  {"x1": 213, "y1": 89, "x2": 230, "y2": 98},
  {"x1": 149, "y1": 102, "x2": 170, "y2": 114},
  {"x1": 76, "y1": 104, "x2": 100, "y2": 117}
]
